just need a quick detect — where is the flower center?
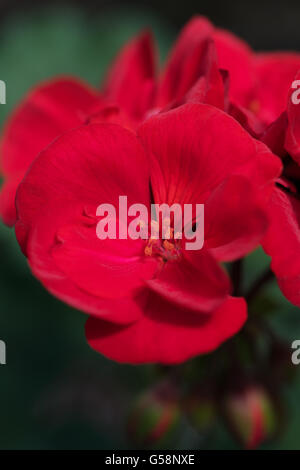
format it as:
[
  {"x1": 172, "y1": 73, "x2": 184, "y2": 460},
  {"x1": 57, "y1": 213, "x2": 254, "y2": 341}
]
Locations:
[{"x1": 144, "y1": 219, "x2": 182, "y2": 262}]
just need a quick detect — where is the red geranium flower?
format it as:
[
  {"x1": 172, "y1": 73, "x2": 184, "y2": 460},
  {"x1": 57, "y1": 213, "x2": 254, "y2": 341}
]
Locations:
[
  {"x1": 1, "y1": 16, "x2": 297, "y2": 228},
  {"x1": 229, "y1": 52, "x2": 300, "y2": 134},
  {"x1": 0, "y1": 17, "x2": 227, "y2": 227},
  {"x1": 186, "y1": 18, "x2": 300, "y2": 133},
  {"x1": 152, "y1": 15, "x2": 300, "y2": 132},
  {"x1": 15, "y1": 103, "x2": 281, "y2": 363}
]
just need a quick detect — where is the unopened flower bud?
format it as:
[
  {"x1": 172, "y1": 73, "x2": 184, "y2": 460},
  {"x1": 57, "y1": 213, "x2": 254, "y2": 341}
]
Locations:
[
  {"x1": 127, "y1": 380, "x2": 179, "y2": 447},
  {"x1": 223, "y1": 385, "x2": 278, "y2": 449}
]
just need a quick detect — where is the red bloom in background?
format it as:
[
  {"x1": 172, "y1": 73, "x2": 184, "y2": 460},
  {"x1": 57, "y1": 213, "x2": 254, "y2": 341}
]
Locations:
[
  {"x1": 151, "y1": 15, "x2": 300, "y2": 131},
  {"x1": 252, "y1": 53, "x2": 300, "y2": 126},
  {"x1": 15, "y1": 103, "x2": 280, "y2": 364},
  {"x1": 0, "y1": 18, "x2": 227, "y2": 227},
  {"x1": 7, "y1": 14, "x2": 298, "y2": 227},
  {"x1": 260, "y1": 72, "x2": 300, "y2": 306}
]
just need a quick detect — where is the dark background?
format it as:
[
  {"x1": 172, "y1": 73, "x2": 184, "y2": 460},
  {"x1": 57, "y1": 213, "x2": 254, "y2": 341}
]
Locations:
[
  {"x1": 0, "y1": 0, "x2": 300, "y2": 450},
  {"x1": 2, "y1": 0, "x2": 300, "y2": 50}
]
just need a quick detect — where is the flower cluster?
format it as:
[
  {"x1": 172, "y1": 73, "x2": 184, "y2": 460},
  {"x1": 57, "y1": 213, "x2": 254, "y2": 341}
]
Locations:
[{"x1": 1, "y1": 16, "x2": 299, "y2": 368}]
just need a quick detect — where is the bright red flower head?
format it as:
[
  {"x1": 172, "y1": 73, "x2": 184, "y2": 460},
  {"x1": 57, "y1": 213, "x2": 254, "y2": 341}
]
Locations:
[
  {"x1": 15, "y1": 103, "x2": 281, "y2": 364},
  {"x1": 0, "y1": 16, "x2": 230, "y2": 227},
  {"x1": 1, "y1": 15, "x2": 299, "y2": 228}
]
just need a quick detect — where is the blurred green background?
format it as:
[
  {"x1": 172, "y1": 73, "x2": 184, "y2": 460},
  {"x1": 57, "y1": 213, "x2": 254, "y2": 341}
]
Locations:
[{"x1": 0, "y1": 1, "x2": 300, "y2": 450}]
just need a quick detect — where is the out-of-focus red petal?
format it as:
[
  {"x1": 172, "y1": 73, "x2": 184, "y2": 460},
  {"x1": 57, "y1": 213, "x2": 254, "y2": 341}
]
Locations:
[
  {"x1": 285, "y1": 71, "x2": 300, "y2": 164},
  {"x1": 183, "y1": 40, "x2": 226, "y2": 110},
  {"x1": 229, "y1": 102, "x2": 265, "y2": 138},
  {"x1": 86, "y1": 105, "x2": 135, "y2": 130},
  {"x1": 156, "y1": 16, "x2": 214, "y2": 107},
  {"x1": 261, "y1": 112, "x2": 288, "y2": 158},
  {"x1": 213, "y1": 29, "x2": 255, "y2": 107},
  {"x1": 254, "y1": 53, "x2": 300, "y2": 125},
  {"x1": 0, "y1": 177, "x2": 21, "y2": 226},
  {"x1": 233, "y1": 140, "x2": 282, "y2": 199},
  {"x1": 102, "y1": 31, "x2": 156, "y2": 121},
  {"x1": 263, "y1": 186, "x2": 300, "y2": 306}
]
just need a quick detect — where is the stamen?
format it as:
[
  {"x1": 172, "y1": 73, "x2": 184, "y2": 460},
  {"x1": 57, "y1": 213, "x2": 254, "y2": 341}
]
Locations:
[{"x1": 144, "y1": 220, "x2": 182, "y2": 262}]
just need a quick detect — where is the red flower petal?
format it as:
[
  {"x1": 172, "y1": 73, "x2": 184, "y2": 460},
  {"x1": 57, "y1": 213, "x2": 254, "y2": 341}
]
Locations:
[
  {"x1": 285, "y1": 71, "x2": 300, "y2": 164},
  {"x1": 157, "y1": 16, "x2": 214, "y2": 107},
  {"x1": 26, "y1": 224, "x2": 145, "y2": 324},
  {"x1": 52, "y1": 224, "x2": 157, "y2": 299},
  {"x1": 183, "y1": 40, "x2": 226, "y2": 110},
  {"x1": 102, "y1": 31, "x2": 156, "y2": 121},
  {"x1": 261, "y1": 111, "x2": 288, "y2": 158},
  {"x1": 15, "y1": 123, "x2": 151, "y2": 320},
  {"x1": 263, "y1": 186, "x2": 300, "y2": 306},
  {"x1": 85, "y1": 295, "x2": 247, "y2": 364},
  {"x1": 229, "y1": 102, "x2": 265, "y2": 138},
  {"x1": 86, "y1": 105, "x2": 134, "y2": 130},
  {"x1": 213, "y1": 28, "x2": 255, "y2": 108},
  {"x1": 0, "y1": 177, "x2": 21, "y2": 226},
  {"x1": 204, "y1": 176, "x2": 268, "y2": 261},
  {"x1": 138, "y1": 103, "x2": 272, "y2": 207},
  {"x1": 254, "y1": 53, "x2": 300, "y2": 125},
  {"x1": 0, "y1": 77, "x2": 100, "y2": 225},
  {"x1": 146, "y1": 250, "x2": 230, "y2": 313},
  {"x1": 233, "y1": 140, "x2": 282, "y2": 197}
]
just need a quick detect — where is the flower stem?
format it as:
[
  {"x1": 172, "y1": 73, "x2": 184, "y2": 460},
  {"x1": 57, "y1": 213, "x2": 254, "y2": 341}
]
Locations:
[
  {"x1": 231, "y1": 259, "x2": 243, "y2": 296},
  {"x1": 246, "y1": 268, "x2": 274, "y2": 303}
]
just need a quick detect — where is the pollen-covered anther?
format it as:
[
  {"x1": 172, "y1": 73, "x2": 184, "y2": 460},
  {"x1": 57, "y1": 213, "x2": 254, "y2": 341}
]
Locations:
[
  {"x1": 163, "y1": 240, "x2": 175, "y2": 251},
  {"x1": 144, "y1": 245, "x2": 152, "y2": 256},
  {"x1": 144, "y1": 218, "x2": 182, "y2": 261}
]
